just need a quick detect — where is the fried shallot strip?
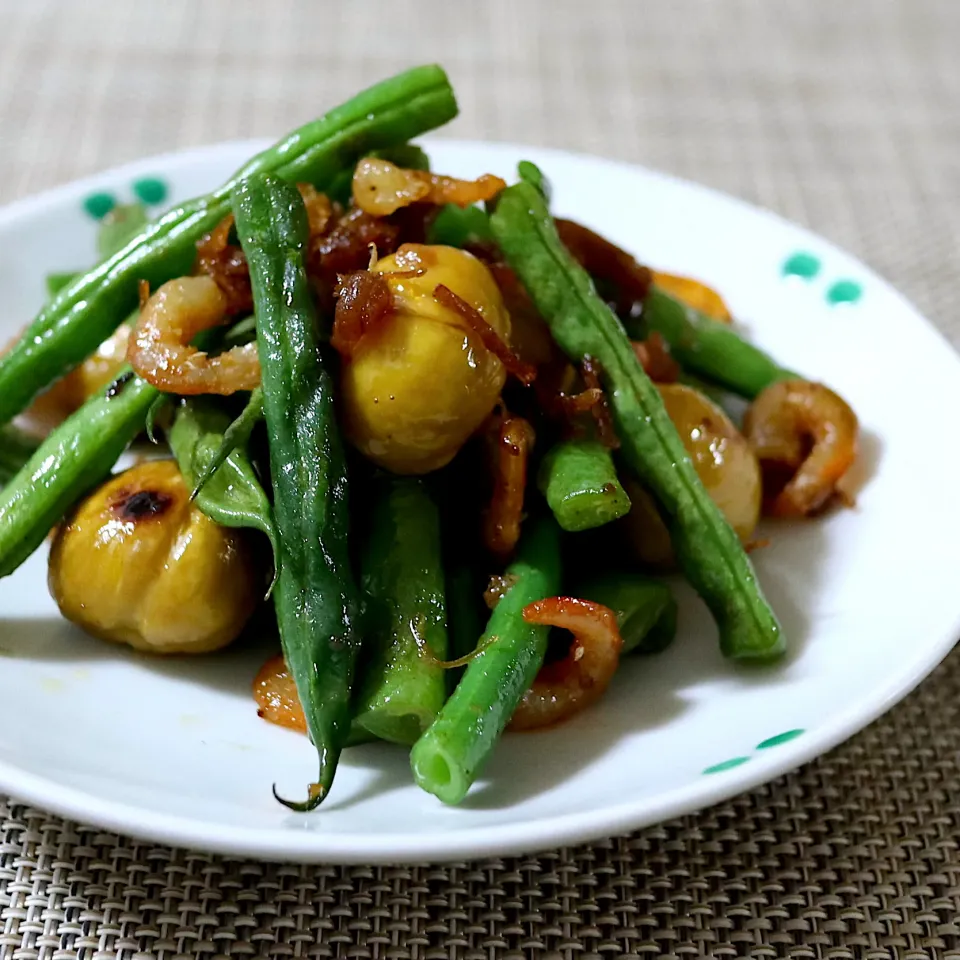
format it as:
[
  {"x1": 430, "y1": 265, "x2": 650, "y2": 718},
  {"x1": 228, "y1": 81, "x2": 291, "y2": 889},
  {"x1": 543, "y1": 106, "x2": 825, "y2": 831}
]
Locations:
[
  {"x1": 631, "y1": 331, "x2": 680, "y2": 383},
  {"x1": 434, "y1": 283, "x2": 536, "y2": 385},
  {"x1": 483, "y1": 412, "x2": 535, "y2": 558},
  {"x1": 581, "y1": 355, "x2": 619, "y2": 448},
  {"x1": 195, "y1": 215, "x2": 253, "y2": 315}
]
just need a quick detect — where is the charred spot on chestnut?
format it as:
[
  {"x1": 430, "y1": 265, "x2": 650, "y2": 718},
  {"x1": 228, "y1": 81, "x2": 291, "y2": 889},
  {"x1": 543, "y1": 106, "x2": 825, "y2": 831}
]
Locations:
[{"x1": 111, "y1": 489, "x2": 175, "y2": 521}]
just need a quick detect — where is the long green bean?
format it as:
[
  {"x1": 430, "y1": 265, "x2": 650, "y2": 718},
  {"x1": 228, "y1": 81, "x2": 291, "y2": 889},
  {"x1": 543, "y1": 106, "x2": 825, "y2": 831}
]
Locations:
[
  {"x1": 0, "y1": 370, "x2": 155, "y2": 577},
  {"x1": 411, "y1": 516, "x2": 561, "y2": 804},
  {"x1": 353, "y1": 477, "x2": 449, "y2": 745},
  {"x1": 577, "y1": 572, "x2": 677, "y2": 655},
  {"x1": 632, "y1": 287, "x2": 798, "y2": 399},
  {"x1": 489, "y1": 169, "x2": 783, "y2": 661},
  {"x1": 233, "y1": 173, "x2": 361, "y2": 810},
  {"x1": 0, "y1": 64, "x2": 457, "y2": 427},
  {"x1": 0, "y1": 426, "x2": 42, "y2": 487},
  {"x1": 97, "y1": 203, "x2": 149, "y2": 259},
  {"x1": 45, "y1": 272, "x2": 79, "y2": 297}
]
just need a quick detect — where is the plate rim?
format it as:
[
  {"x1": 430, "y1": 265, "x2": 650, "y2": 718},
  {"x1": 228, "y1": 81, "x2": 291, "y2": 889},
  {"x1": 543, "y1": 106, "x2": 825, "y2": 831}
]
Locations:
[{"x1": 1, "y1": 137, "x2": 959, "y2": 863}]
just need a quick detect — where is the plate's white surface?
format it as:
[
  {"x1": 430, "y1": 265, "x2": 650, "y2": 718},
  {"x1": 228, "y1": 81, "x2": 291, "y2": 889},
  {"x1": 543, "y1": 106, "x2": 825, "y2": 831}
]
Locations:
[{"x1": 1, "y1": 139, "x2": 958, "y2": 864}]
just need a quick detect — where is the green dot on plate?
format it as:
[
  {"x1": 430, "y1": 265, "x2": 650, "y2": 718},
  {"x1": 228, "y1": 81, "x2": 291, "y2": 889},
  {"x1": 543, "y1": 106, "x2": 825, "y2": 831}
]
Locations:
[
  {"x1": 133, "y1": 177, "x2": 168, "y2": 205},
  {"x1": 826, "y1": 279, "x2": 863, "y2": 306},
  {"x1": 703, "y1": 756, "x2": 751, "y2": 775},
  {"x1": 756, "y1": 728, "x2": 805, "y2": 750},
  {"x1": 782, "y1": 251, "x2": 821, "y2": 280},
  {"x1": 83, "y1": 192, "x2": 116, "y2": 220}
]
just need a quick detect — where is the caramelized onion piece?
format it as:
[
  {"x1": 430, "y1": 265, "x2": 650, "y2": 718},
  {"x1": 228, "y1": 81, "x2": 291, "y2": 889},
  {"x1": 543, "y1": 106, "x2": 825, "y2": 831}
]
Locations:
[
  {"x1": 486, "y1": 261, "x2": 557, "y2": 368},
  {"x1": 352, "y1": 158, "x2": 506, "y2": 217},
  {"x1": 307, "y1": 206, "x2": 402, "y2": 310},
  {"x1": 631, "y1": 332, "x2": 680, "y2": 383},
  {"x1": 532, "y1": 358, "x2": 615, "y2": 443},
  {"x1": 484, "y1": 573, "x2": 520, "y2": 610},
  {"x1": 433, "y1": 284, "x2": 536, "y2": 385},
  {"x1": 483, "y1": 413, "x2": 535, "y2": 558},
  {"x1": 195, "y1": 215, "x2": 253, "y2": 315},
  {"x1": 581, "y1": 356, "x2": 619, "y2": 448},
  {"x1": 254, "y1": 655, "x2": 306, "y2": 734},
  {"x1": 331, "y1": 270, "x2": 394, "y2": 357},
  {"x1": 555, "y1": 218, "x2": 653, "y2": 313}
]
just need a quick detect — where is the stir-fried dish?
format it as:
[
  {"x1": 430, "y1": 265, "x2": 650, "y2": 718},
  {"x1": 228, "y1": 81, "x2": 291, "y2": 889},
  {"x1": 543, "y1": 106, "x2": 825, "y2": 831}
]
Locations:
[{"x1": 0, "y1": 65, "x2": 859, "y2": 808}]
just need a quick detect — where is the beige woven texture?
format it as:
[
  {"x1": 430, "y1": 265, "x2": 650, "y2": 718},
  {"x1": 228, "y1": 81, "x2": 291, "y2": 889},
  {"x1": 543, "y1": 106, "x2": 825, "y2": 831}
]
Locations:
[{"x1": 1, "y1": 0, "x2": 959, "y2": 957}]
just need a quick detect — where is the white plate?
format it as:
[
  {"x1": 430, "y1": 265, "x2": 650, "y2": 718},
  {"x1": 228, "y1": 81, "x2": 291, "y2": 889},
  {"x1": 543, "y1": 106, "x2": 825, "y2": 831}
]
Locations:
[{"x1": 1, "y1": 139, "x2": 958, "y2": 864}]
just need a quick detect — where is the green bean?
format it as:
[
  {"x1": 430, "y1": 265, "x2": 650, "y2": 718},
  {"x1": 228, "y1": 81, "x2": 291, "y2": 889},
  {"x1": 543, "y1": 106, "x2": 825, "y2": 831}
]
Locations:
[
  {"x1": 233, "y1": 173, "x2": 360, "y2": 810},
  {"x1": 434, "y1": 459, "x2": 488, "y2": 685},
  {"x1": 411, "y1": 516, "x2": 561, "y2": 804},
  {"x1": 517, "y1": 160, "x2": 550, "y2": 200},
  {"x1": 444, "y1": 562, "x2": 486, "y2": 667},
  {"x1": 538, "y1": 438, "x2": 631, "y2": 532},
  {"x1": 489, "y1": 170, "x2": 783, "y2": 662},
  {"x1": 0, "y1": 426, "x2": 41, "y2": 487},
  {"x1": 0, "y1": 64, "x2": 457, "y2": 427},
  {"x1": 0, "y1": 369, "x2": 154, "y2": 577},
  {"x1": 0, "y1": 320, "x2": 244, "y2": 577},
  {"x1": 97, "y1": 203, "x2": 149, "y2": 259},
  {"x1": 167, "y1": 398, "x2": 277, "y2": 567},
  {"x1": 353, "y1": 477, "x2": 448, "y2": 745},
  {"x1": 45, "y1": 272, "x2": 79, "y2": 297},
  {"x1": 675, "y1": 370, "x2": 732, "y2": 407},
  {"x1": 577, "y1": 572, "x2": 677, "y2": 654},
  {"x1": 427, "y1": 204, "x2": 493, "y2": 248},
  {"x1": 632, "y1": 287, "x2": 798, "y2": 400}
]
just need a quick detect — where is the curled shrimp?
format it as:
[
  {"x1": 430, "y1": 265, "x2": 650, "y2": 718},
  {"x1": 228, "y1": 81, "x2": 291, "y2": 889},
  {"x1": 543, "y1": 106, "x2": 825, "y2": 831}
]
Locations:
[
  {"x1": 509, "y1": 597, "x2": 624, "y2": 731},
  {"x1": 127, "y1": 275, "x2": 260, "y2": 395},
  {"x1": 743, "y1": 379, "x2": 858, "y2": 517}
]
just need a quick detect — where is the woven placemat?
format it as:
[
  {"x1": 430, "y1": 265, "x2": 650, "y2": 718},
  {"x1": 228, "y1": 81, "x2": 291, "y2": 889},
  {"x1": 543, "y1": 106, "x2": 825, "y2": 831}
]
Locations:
[{"x1": 1, "y1": 1, "x2": 959, "y2": 957}]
